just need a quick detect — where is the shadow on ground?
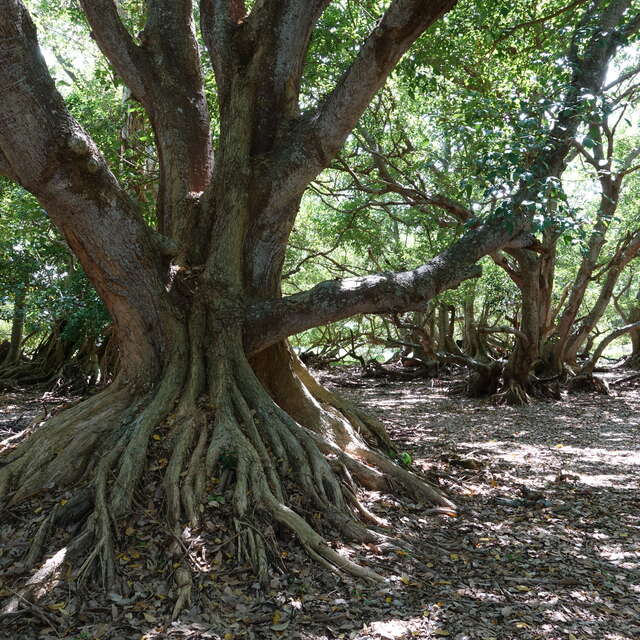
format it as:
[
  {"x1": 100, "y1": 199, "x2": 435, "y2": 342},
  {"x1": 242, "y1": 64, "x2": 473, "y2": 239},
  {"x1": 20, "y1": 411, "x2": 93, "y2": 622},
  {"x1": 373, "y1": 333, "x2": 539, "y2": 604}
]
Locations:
[{"x1": 1, "y1": 375, "x2": 638, "y2": 640}]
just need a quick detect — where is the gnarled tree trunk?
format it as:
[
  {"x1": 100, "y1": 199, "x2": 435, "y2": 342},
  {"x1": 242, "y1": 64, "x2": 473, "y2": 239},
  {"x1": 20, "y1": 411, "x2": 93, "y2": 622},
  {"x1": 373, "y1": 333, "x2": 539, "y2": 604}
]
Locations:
[{"x1": 0, "y1": 0, "x2": 635, "y2": 616}]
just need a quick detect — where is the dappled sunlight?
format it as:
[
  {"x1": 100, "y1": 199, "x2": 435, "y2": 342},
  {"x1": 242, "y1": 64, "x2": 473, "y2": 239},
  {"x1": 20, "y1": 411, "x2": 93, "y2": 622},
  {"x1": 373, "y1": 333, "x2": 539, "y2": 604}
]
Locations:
[{"x1": 2, "y1": 375, "x2": 639, "y2": 639}]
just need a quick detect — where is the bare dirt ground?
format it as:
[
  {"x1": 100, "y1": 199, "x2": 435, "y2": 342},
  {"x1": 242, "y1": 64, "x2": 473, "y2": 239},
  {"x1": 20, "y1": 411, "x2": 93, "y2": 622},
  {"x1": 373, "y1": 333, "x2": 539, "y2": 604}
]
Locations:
[{"x1": 1, "y1": 372, "x2": 639, "y2": 640}]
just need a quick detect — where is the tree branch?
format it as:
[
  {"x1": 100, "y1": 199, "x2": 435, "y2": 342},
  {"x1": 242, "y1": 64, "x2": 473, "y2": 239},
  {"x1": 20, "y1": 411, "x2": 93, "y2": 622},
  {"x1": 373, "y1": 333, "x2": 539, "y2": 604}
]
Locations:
[
  {"x1": 243, "y1": 0, "x2": 458, "y2": 291},
  {"x1": 308, "y1": 0, "x2": 457, "y2": 166},
  {"x1": 81, "y1": 0, "x2": 213, "y2": 240},
  {"x1": 78, "y1": 0, "x2": 149, "y2": 100},
  {"x1": 199, "y1": 1, "x2": 245, "y2": 102},
  {"x1": 489, "y1": 0, "x2": 590, "y2": 53},
  {"x1": 0, "y1": 0, "x2": 171, "y2": 376},
  {"x1": 581, "y1": 320, "x2": 640, "y2": 374},
  {"x1": 245, "y1": 211, "x2": 535, "y2": 354},
  {"x1": 477, "y1": 326, "x2": 530, "y2": 346}
]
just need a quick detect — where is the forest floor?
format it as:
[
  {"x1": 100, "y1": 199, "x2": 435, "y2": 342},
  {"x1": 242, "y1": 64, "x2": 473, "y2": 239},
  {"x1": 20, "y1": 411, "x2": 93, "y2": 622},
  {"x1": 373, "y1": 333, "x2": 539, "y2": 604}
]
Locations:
[{"x1": 0, "y1": 369, "x2": 639, "y2": 640}]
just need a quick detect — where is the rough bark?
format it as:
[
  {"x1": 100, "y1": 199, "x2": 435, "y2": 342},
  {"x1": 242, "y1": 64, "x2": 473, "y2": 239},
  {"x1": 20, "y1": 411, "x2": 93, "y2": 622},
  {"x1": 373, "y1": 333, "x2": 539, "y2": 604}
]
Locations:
[
  {"x1": 0, "y1": 0, "x2": 638, "y2": 617},
  {"x1": 0, "y1": 0, "x2": 462, "y2": 613}
]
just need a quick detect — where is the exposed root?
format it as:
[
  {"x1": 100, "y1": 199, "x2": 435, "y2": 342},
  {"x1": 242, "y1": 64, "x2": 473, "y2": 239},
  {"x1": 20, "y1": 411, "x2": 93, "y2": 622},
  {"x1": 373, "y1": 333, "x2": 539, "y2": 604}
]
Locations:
[
  {"x1": 567, "y1": 374, "x2": 610, "y2": 395},
  {"x1": 491, "y1": 382, "x2": 532, "y2": 406},
  {"x1": 1, "y1": 346, "x2": 457, "y2": 620}
]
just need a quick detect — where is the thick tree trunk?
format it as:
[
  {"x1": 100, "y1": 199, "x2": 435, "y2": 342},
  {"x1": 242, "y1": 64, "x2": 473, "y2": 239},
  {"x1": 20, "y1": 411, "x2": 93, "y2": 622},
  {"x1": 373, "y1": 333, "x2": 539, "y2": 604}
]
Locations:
[
  {"x1": 499, "y1": 245, "x2": 552, "y2": 404},
  {"x1": 1, "y1": 0, "x2": 635, "y2": 618}
]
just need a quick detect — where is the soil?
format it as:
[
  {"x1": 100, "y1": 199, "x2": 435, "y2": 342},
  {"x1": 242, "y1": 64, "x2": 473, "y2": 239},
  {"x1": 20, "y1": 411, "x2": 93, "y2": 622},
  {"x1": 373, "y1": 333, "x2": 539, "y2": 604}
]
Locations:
[{"x1": 1, "y1": 370, "x2": 638, "y2": 640}]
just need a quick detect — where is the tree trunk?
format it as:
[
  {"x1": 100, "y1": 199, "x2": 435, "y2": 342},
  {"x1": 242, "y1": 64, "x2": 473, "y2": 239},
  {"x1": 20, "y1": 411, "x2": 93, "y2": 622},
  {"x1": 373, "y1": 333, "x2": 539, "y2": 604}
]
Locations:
[
  {"x1": 0, "y1": 0, "x2": 633, "y2": 615},
  {"x1": 1, "y1": 281, "x2": 28, "y2": 369},
  {"x1": 625, "y1": 287, "x2": 640, "y2": 368},
  {"x1": 500, "y1": 249, "x2": 547, "y2": 403},
  {"x1": 564, "y1": 230, "x2": 640, "y2": 365}
]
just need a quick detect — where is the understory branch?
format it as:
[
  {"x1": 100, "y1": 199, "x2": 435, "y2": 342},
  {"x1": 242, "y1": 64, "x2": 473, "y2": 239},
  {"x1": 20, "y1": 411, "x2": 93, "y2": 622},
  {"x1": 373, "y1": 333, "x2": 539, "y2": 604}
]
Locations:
[{"x1": 581, "y1": 320, "x2": 640, "y2": 375}]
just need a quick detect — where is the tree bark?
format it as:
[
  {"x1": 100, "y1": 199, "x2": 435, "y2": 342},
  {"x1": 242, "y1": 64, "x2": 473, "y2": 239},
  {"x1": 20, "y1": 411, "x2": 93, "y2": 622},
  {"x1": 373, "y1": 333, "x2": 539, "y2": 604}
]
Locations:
[
  {"x1": 564, "y1": 229, "x2": 640, "y2": 365},
  {"x1": 1, "y1": 281, "x2": 28, "y2": 369},
  {"x1": 0, "y1": 0, "x2": 637, "y2": 613}
]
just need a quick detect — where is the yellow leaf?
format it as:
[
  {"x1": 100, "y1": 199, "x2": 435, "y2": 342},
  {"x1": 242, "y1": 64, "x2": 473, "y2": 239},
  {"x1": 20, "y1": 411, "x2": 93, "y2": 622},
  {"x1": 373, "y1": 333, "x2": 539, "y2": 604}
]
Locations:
[
  {"x1": 272, "y1": 610, "x2": 282, "y2": 624},
  {"x1": 224, "y1": 634, "x2": 233, "y2": 640},
  {"x1": 450, "y1": 553, "x2": 459, "y2": 561},
  {"x1": 385, "y1": 596, "x2": 393, "y2": 603},
  {"x1": 152, "y1": 434, "x2": 162, "y2": 441},
  {"x1": 47, "y1": 602, "x2": 66, "y2": 611},
  {"x1": 434, "y1": 630, "x2": 450, "y2": 636},
  {"x1": 400, "y1": 576, "x2": 410, "y2": 584},
  {"x1": 59, "y1": 499, "x2": 68, "y2": 506},
  {"x1": 515, "y1": 585, "x2": 529, "y2": 592},
  {"x1": 554, "y1": 443, "x2": 564, "y2": 448},
  {"x1": 396, "y1": 550, "x2": 407, "y2": 556},
  {"x1": 125, "y1": 526, "x2": 135, "y2": 536},
  {"x1": 130, "y1": 551, "x2": 141, "y2": 559}
]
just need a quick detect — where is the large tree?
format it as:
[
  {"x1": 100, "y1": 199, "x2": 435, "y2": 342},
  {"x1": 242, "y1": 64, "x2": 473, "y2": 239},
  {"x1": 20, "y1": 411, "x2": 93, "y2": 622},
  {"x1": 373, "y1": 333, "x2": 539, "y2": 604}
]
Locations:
[{"x1": 0, "y1": 0, "x2": 637, "y2": 609}]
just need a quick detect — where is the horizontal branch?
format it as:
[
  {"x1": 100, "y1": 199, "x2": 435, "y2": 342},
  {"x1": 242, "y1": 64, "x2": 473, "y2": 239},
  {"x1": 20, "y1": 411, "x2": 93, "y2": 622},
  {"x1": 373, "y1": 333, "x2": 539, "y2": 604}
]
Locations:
[
  {"x1": 245, "y1": 262, "x2": 481, "y2": 355},
  {"x1": 477, "y1": 325, "x2": 530, "y2": 345},
  {"x1": 246, "y1": 211, "x2": 532, "y2": 353}
]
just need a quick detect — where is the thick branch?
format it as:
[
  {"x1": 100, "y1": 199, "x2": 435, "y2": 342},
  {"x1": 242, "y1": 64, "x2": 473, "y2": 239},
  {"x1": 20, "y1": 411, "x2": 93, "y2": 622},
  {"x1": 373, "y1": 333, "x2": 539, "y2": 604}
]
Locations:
[
  {"x1": 309, "y1": 0, "x2": 457, "y2": 166},
  {"x1": 0, "y1": 0, "x2": 170, "y2": 378},
  {"x1": 82, "y1": 0, "x2": 213, "y2": 239},
  {"x1": 78, "y1": 0, "x2": 148, "y2": 100},
  {"x1": 245, "y1": 212, "x2": 531, "y2": 353},
  {"x1": 243, "y1": 0, "x2": 458, "y2": 292}
]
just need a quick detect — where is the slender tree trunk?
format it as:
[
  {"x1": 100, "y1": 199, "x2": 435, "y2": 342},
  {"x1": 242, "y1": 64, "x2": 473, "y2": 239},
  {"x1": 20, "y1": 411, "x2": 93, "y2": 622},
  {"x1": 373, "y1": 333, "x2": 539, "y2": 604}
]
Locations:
[
  {"x1": 625, "y1": 286, "x2": 640, "y2": 367},
  {"x1": 564, "y1": 231, "x2": 640, "y2": 365},
  {"x1": 1, "y1": 281, "x2": 28, "y2": 369}
]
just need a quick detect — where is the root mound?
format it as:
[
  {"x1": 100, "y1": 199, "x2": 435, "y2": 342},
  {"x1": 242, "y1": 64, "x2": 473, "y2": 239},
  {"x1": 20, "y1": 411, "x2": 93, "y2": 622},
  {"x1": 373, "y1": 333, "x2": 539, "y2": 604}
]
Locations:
[{"x1": 0, "y1": 348, "x2": 455, "y2": 620}]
